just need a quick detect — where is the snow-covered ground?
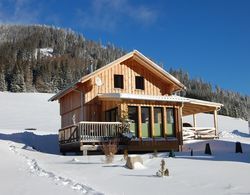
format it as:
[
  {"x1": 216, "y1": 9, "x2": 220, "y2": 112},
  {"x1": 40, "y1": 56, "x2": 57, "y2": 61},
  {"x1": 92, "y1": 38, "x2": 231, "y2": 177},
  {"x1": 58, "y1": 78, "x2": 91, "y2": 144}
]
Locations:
[
  {"x1": 183, "y1": 113, "x2": 249, "y2": 134},
  {"x1": 0, "y1": 92, "x2": 250, "y2": 195},
  {"x1": 0, "y1": 92, "x2": 60, "y2": 132}
]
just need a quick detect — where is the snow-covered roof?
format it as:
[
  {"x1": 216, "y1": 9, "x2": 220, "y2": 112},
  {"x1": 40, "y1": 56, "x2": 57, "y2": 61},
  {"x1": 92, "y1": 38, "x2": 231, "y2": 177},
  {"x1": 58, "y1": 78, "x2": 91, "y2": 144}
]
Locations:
[
  {"x1": 98, "y1": 93, "x2": 190, "y2": 102},
  {"x1": 98, "y1": 93, "x2": 223, "y2": 115}
]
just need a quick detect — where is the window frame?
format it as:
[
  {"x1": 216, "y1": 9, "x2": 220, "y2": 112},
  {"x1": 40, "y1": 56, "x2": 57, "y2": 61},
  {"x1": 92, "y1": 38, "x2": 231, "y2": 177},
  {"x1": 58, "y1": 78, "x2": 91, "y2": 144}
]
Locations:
[
  {"x1": 114, "y1": 74, "x2": 124, "y2": 89},
  {"x1": 166, "y1": 108, "x2": 176, "y2": 137},
  {"x1": 135, "y1": 76, "x2": 145, "y2": 90},
  {"x1": 105, "y1": 107, "x2": 118, "y2": 122}
]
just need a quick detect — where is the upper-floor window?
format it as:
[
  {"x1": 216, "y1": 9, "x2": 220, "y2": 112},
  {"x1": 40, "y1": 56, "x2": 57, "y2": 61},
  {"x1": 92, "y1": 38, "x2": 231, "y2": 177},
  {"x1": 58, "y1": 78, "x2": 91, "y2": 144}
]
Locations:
[
  {"x1": 135, "y1": 76, "x2": 145, "y2": 90},
  {"x1": 114, "y1": 74, "x2": 124, "y2": 89}
]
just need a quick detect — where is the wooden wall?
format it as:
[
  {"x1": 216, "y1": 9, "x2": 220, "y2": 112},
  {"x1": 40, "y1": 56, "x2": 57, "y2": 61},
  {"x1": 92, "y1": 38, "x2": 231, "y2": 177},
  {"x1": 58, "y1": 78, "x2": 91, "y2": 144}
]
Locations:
[
  {"x1": 84, "y1": 59, "x2": 172, "y2": 104},
  {"x1": 60, "y1": 90, "x2": 82, "y2": 127},
  {"x1": 59, "y1": 58, "x2": 179, "y2": 128}
]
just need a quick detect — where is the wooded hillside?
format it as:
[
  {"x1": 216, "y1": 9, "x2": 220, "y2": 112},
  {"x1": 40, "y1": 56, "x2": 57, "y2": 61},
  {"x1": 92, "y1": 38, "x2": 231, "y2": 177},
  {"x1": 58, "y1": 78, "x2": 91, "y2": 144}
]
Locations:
[
  {"x1": 0, "y1": 24, "x2": 124, "y2": 92},
  {"x1": 169, "y1": 69, "x2": 250, "y2": 121},
  {"x1": 0, "y1": 24, "x2": 249, "y2": 121}
]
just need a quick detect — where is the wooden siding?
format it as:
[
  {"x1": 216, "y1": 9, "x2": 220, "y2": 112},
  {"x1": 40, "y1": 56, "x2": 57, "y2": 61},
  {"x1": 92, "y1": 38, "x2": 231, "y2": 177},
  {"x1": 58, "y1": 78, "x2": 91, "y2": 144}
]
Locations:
[
  {"x1": 59, "y1": 58, "x2": 182, "y2": 129},
  {"x1": 60, "y1": 90, "x2": 81, "y2": 115},
  {"x1": 60, "y1": 91, "x2": 82, "y2": 127},
  {"x1": 84, "y1": 59, "x2": 172, "y2": 104}
]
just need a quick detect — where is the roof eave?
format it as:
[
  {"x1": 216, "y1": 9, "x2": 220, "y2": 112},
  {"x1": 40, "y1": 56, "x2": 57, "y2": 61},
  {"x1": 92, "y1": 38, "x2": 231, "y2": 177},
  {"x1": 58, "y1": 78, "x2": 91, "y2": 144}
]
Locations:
[{"x1": 48, "y1": 82, "x2": 79, "y2": 101}]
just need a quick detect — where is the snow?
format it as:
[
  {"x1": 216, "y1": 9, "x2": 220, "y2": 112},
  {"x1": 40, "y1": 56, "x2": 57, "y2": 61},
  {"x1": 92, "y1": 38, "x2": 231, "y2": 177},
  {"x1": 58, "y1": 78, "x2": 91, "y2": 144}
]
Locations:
[
  {"x1": 183, "y1": 113, "x2": 249, "y2": 134},
  {"x1": 35, "y1": 48, "x2": 54, "y2": 59},
  {"x1": 0, "y1": 92, "x2": 60, "y2": 132},
  {"x1": 133, "y1": 161, "x2": 146, "y2": 170},
  {"x1": 0, "y1": 92, "x2": 250, "y2": 195}
]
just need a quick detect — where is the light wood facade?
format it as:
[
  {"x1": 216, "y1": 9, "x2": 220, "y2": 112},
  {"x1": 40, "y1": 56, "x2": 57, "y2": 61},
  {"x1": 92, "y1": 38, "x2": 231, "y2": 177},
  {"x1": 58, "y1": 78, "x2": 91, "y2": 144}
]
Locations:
[{"x1": 50, "y1": 50, "x2": 222, "y2": 153}]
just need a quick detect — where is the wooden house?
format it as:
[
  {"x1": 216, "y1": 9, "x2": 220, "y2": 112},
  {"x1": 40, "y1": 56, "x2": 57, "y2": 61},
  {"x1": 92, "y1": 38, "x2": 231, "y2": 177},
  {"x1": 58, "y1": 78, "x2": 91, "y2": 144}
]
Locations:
[{"x1": 49, "y1": 50, "x2": 223, "y2": 154}]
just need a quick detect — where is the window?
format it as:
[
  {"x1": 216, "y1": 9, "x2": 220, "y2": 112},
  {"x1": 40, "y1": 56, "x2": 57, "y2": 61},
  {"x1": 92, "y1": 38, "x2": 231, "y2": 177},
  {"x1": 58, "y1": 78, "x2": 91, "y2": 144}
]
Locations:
[
  {"x1": 135, "y1": 76, "x2": 144, "y2": 90},
  {"x1": 141, "y1": 107, "x2": 151, "y2": 138},
  {"x1": 114, "y1": 74, "x2": 123, "y2": 89},
  {"x1": 105, "y1": 108, "x2": 118, "y2": 122},
  {"x1": 154, "y1": 107, "x2": 163, "y2": 137},
  {"x1": 166, "y1": 108, "x2": 176, "y2": 137},
  {"x1": 128, "y1": 106, "x2": 138, "y2": 137}
]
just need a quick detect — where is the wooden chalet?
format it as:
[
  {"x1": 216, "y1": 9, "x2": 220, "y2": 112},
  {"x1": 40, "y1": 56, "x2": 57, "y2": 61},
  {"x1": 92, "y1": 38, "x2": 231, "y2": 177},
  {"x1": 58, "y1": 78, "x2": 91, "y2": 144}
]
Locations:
[{"x1": 49, "y1": 50, "x2": 223, "y2": 154}]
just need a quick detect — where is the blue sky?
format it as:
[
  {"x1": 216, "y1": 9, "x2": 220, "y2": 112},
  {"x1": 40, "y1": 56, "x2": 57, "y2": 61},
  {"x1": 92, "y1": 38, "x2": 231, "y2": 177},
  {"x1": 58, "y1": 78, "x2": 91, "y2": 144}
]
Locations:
[{"x1": 0, "y1": 0, "x2": 249, "y2": 95}]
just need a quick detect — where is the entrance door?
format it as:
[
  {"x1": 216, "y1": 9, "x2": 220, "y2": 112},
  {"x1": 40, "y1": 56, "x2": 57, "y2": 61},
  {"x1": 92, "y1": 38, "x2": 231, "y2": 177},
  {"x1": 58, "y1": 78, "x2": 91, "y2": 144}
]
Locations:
[
  {"x1": 154, "y1": 107, "x2": 163, "y2": 137},
  {"x1": 166, "y1": 108, "x2": 176, "y2": 137},
  {"x1": 128, "y1": 106, "x2": 138, "y2": 137},
  {"x1": 141, "y1": 107, "x2": 151, "y2": 138}
]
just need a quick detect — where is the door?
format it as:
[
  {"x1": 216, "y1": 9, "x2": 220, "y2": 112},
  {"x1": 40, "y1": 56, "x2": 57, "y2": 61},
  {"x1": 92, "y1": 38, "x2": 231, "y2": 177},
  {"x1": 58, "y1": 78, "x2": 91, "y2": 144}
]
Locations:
[
  {"x1": 128, "y1": 106, "x2": 138, "y2": 137},
  {"x1": 141, "y1": 107, "x2": 151, "y2": 138},
  {"x1": 154, "y1": 107, "x2": 163, "y2": 137},
  {"x1": 166, "y1": 108, "x2": 176, "y2": 137}
]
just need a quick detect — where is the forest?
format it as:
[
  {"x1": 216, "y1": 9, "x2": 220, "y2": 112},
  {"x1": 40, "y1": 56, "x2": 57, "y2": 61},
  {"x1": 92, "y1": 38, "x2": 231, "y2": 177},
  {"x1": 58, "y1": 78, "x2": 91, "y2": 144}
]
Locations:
[{"x1": 0, "y1": 24, "x2": 249, "y2": 121}]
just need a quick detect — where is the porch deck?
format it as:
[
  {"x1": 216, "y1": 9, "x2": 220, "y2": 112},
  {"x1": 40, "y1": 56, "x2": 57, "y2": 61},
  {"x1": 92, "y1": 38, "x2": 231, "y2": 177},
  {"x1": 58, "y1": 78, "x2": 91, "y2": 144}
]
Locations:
[{"x1": 58, "y1": 121, "x2": 180, "y2": 154}]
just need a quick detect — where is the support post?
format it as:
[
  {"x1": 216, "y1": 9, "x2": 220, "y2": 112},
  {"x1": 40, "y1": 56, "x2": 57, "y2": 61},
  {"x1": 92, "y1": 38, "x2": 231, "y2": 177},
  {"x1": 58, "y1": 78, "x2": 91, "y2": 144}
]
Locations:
[
  {"x1": 179, "y1": 104, "x2": 183, "y2": 146},
  {"x1": 151, "y1": 106, "x2": 154, "y2": 138},
  {"x1": 138, "y1": 106, "x2": 142, "y2": 138},
  {"x1": 213, "y1": 109, "x2": 218, "y2": 136},
  {"x1": 163, "y1": 107, "x2": 167, "y2": 138},
  {"x1": 193, "y1": 114, "x2": 197, "y2": 128}
]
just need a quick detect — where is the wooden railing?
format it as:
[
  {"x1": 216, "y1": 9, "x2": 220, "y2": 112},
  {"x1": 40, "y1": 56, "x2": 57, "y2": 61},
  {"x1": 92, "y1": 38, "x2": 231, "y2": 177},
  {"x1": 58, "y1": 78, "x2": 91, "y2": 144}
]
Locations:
[
  {"x1": 78, "y1": 121, "x2": 122, "y2": 142},
  {"x1": 59, "y1": 121, "x2": 123, "y2": 144},
  {"x1": 59, "y1": 124, "x2": 79, "y2": 144},
  {"x1": 183, "y1": 127, "x2": 216, "y2": 141}
]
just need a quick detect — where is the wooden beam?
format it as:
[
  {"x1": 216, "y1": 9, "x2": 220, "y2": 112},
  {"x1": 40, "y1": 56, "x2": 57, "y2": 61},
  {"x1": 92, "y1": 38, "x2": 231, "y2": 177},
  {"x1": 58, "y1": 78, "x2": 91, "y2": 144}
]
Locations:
[
  {"x1": 138, "y1": 106, "x2": 142, "y2": 138},
  {"x1": 163, "y1": 107, "x2": 167, "y2": 138},
  {"x1": 193, "y1": 114, "x2": 197, "y2": 128},
  {"x1": 151, "y1": 106, "x2": 154, "y2": 137},
  {"x1": 213, "y1": 109, "x2": 218, "y2": 136},
  {"x1": 179, "y1": 105, "x2": 183, "y2": 146}
]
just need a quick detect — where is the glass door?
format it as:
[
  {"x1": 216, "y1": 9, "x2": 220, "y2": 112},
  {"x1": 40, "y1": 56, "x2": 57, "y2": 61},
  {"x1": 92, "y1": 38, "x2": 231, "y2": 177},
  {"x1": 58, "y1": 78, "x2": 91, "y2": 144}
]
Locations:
[
  {"x1": 154, "y1": 107, "x2": 163, "y2": 137},
  {"x1": 141, "y1": 107, "x2": 151, "y2": 138},
  {"x1": 166, "y1": 108, "x2": 176, "y2": 137},
  {"x1": 128, "y1": 106, "x2": 138, "y2": 137}
]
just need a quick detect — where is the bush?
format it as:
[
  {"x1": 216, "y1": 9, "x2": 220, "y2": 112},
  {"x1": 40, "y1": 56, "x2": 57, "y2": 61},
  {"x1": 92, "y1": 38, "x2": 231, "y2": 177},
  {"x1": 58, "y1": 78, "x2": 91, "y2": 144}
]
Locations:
[{"x1": 101, "y1": 139, "x2": 118, "y2": 164}]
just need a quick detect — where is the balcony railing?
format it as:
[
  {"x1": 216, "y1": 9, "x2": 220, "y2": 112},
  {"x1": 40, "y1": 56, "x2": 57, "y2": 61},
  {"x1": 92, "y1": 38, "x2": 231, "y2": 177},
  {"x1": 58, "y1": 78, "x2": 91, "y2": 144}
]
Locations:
[{"x1": 59, "y1": 121, "x2": 123, "y2": 144}]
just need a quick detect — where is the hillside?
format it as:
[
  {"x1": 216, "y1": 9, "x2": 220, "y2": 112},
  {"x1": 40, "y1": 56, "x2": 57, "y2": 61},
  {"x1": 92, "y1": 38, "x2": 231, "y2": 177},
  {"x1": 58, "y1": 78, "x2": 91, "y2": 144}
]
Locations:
[
  {"x1": 169, "y1": 69, "x2": 250, "y2": 121},
  {"x1": 0, "y1": 92, "x2": 249, "y2": 195},
  {"x1": 0, "y1": 24, "x2": 125, "y2": 92},
  {"x1": 0, "y1": 24, "x2": 249, "y2": 121}
]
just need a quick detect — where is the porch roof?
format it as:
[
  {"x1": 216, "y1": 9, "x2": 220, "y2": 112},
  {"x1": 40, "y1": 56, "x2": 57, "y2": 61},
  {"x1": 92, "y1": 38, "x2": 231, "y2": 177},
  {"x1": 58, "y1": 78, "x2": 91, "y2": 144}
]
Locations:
[
  {"x1": 98, "y1": 93, "x2": 223, "y2": 116},
  {"x1": 98, "y1": 93, "x2": 190, "y2": 102}
]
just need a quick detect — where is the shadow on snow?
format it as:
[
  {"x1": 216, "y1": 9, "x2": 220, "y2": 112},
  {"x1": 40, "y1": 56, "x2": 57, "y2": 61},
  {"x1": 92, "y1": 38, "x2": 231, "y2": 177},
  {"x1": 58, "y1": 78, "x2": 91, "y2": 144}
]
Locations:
[
  {"x1": 0, "y1": 131, "x2": 59, "y2": 154},
  {"x1": 178, "y1": 139, "x2": 250, "y2": 163}
]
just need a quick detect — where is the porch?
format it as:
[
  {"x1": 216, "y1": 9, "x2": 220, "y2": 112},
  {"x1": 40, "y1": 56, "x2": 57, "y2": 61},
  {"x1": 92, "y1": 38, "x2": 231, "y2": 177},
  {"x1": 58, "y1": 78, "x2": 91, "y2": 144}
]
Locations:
[
  {"x1": 58, "y1": 121, "x2": 179, "y2": 154},
  {"x1": 58, "y1": 94, "x2": 222, "y2": 153}
]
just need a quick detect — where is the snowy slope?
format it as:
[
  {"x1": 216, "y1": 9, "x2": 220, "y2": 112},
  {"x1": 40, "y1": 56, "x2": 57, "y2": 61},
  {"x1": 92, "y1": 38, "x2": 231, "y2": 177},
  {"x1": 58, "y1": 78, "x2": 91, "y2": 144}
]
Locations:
[
  {"x1": 0, "y1": 92, "x2": 248, "y2": 133},
  {"x1": 0, "y1": 92, "x2": 59, "y2": 132},
  {"x1": 183, "y1": 113, "x2": 249, "y2": 134},
  {"x1": 0, "y1": 92, "x2": 250, "y2": 195}
]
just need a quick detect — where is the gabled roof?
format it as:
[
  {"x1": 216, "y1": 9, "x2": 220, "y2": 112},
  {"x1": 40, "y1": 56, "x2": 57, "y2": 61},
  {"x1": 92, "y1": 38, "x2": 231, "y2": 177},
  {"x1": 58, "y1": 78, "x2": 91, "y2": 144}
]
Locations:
[{"x1": 49, "y1": 50, "x2": 186, "y2": 101}]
